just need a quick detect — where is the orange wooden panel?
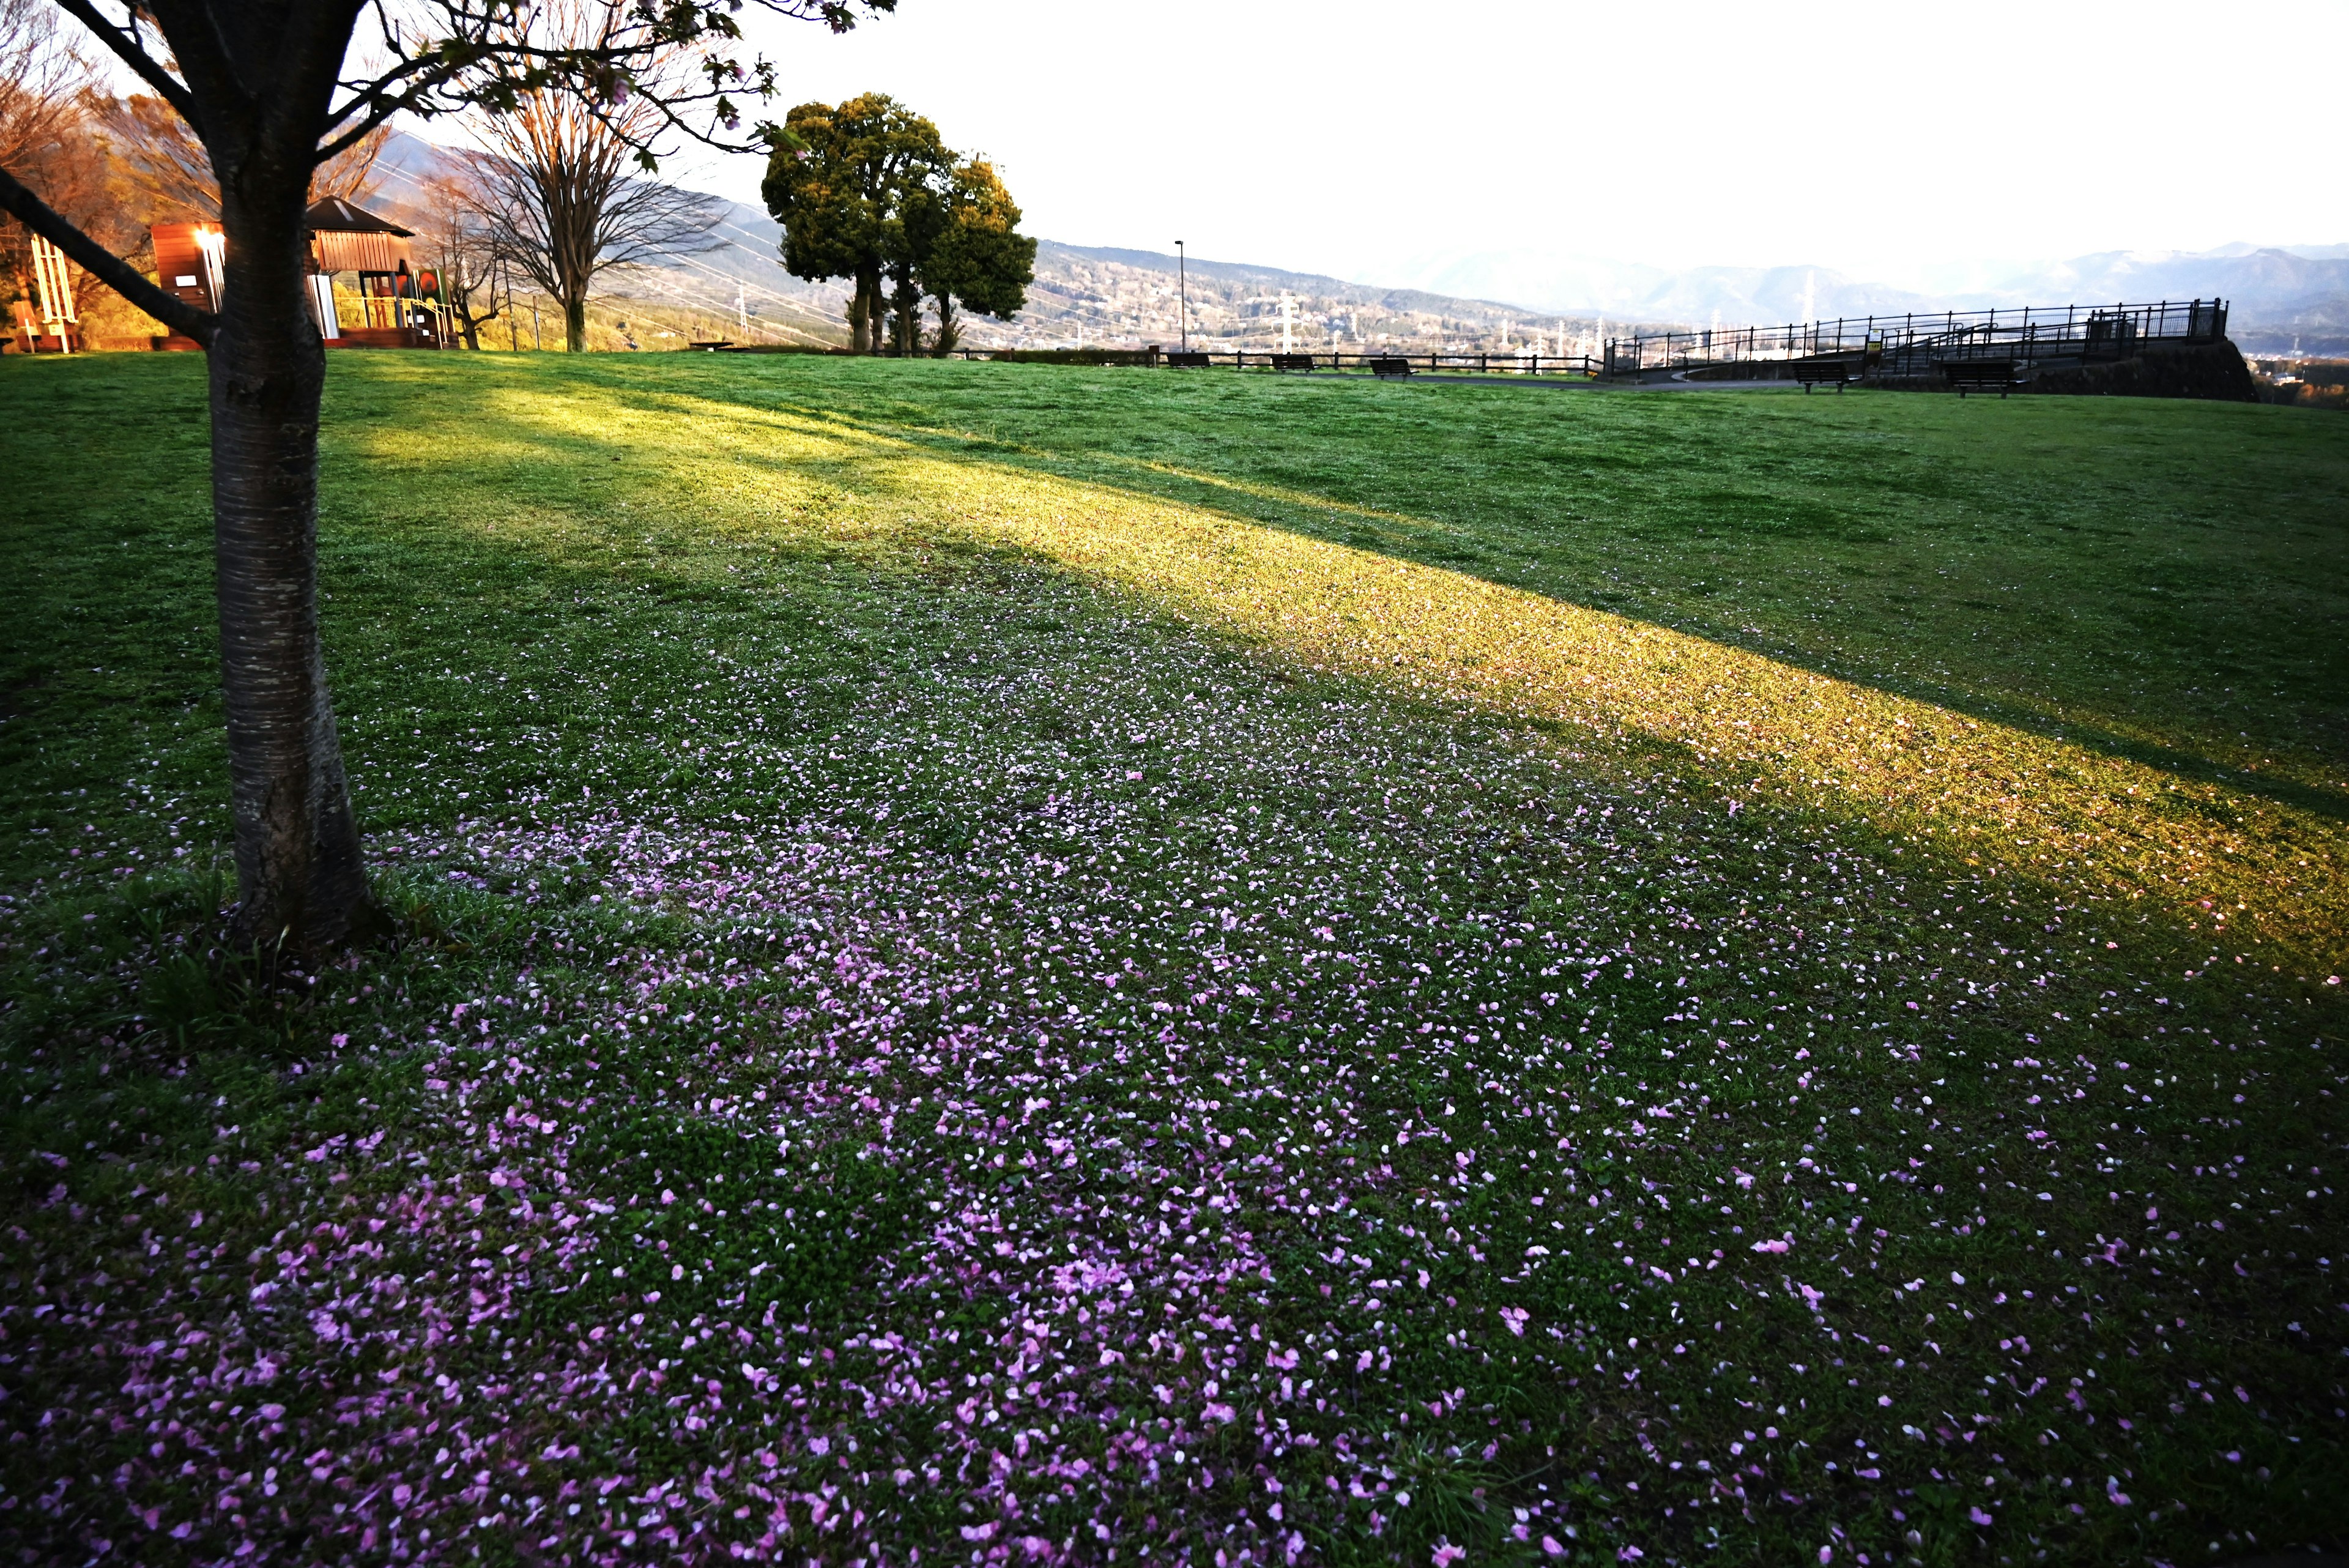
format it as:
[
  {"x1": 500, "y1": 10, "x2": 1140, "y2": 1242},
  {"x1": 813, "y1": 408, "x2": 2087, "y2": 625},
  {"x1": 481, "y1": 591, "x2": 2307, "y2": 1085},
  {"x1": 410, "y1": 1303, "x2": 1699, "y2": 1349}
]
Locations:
[
  {"x1": 149, "y1": 222, "x2": 218, "y2": 314},
  {"x1": 314, "y1": 231, "x2": 414, "y2": 274}
]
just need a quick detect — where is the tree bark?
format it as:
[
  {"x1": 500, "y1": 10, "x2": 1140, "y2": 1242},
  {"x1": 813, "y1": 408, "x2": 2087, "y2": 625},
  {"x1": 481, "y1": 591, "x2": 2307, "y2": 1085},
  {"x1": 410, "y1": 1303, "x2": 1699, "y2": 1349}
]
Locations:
[
  {"x1": 208, "y1": 179, "x2": 378, "y2": 951},
  {"x1": 453, "y1": 277, "x2": 489, "y2": 349},
  {"x1": 930, "y1": 294, "x2": 959, "y2": 357},
  {"x1": 889, "y1": 268, "x2": 920, "y2": 355},
  {"x1": 563, "y1": 289, "x2": 588, "y2": 351},
  {"x1": 849, "y1": 268, "x2": 878, "y2": 354}
]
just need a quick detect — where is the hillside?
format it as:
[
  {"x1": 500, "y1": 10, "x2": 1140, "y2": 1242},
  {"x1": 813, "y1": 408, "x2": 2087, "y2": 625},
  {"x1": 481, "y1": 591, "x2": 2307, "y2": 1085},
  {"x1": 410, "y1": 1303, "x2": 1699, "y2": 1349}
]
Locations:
[
  {"x1": 994, "y1": 241, "x2": 1619, "y2": 353},
  {"x1": 359, "y1": 132, "x2": 1633, "y2": 354}
]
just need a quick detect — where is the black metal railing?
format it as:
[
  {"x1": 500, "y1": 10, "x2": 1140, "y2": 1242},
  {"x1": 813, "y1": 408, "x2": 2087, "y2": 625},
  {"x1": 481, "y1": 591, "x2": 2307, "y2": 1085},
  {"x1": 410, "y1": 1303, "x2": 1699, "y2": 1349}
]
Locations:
[
  {"x1": 1602, "y1": 299, "x2": 2228, "y2": 378},
  {"x1": 950, "y1": 346, "x2": 1603, "y2": 377}
]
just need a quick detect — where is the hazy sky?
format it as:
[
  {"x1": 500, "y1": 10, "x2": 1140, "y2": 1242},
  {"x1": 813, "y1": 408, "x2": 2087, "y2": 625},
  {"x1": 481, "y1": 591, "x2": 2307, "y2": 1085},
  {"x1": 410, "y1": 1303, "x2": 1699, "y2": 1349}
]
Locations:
[{"x1": 672, "y1": 0, "x2": 2342, "y2": 288}]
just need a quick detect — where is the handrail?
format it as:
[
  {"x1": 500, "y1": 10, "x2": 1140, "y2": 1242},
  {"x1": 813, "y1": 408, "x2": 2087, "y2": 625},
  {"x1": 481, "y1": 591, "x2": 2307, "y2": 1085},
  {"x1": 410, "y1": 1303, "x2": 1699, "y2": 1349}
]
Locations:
[{"x1": 1603, "y1": 298, "x2": 2228, "y2": 377}]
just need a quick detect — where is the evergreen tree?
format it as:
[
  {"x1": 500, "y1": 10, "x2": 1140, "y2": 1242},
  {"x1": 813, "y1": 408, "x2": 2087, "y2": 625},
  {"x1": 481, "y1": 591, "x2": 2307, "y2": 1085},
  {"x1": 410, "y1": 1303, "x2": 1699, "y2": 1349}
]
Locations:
[
  {"x1": 920, "y1": 158, "x2": 1034, "y2": 355},
  {"x1": 762, "y1": 94, "x2": 949, "y2": 354},
  {"x1": 763, "y1": 100, "x2": 1030, "y2": 355},
  {"x1": 0, "y1": 0, "x2": 888, "y2": 951}
]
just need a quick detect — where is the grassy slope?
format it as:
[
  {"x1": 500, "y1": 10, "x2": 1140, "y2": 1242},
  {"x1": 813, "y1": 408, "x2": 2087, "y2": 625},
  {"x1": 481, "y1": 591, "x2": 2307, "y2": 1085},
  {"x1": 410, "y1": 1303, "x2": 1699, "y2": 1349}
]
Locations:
[
  {"x1": 1, "y1": 352, "x2": 2343, "y2": 1567},
  {"x1": 777, "y1": 363, "x2": 2349, "y2": 778}
]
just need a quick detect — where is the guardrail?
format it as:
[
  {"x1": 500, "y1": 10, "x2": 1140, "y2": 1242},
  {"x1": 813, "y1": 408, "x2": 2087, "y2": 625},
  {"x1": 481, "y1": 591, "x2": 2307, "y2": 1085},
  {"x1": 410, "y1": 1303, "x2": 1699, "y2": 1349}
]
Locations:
[{"x1": 1603, "y1": 299, "x2": 2229, "y2": 378}]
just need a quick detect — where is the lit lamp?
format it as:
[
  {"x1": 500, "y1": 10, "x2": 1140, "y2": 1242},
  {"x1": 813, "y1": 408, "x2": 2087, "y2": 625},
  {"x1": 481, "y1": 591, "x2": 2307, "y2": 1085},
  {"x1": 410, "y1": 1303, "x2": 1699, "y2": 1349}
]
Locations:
[{"x1": 192, "y1": 225, "x2": 226, "y2": 313}]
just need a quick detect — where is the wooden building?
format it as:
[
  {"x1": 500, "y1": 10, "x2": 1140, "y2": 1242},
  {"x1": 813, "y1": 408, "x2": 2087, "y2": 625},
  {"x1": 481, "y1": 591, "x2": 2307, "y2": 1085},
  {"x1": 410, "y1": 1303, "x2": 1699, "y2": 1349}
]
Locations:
[
  {"x1": 304, "y1": 196, "x2": 439, "y2": 347},
  {"x1": 149, "y1": 196, "x2": 443, "y2": 351}
]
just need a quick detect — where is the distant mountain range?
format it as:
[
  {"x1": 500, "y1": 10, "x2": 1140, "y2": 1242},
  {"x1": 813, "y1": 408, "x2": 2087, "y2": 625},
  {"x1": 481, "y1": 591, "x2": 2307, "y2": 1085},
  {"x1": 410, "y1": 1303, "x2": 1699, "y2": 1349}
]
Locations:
[{"x1": 361, "y1": 131, "x2": 2347, "y2": 355}]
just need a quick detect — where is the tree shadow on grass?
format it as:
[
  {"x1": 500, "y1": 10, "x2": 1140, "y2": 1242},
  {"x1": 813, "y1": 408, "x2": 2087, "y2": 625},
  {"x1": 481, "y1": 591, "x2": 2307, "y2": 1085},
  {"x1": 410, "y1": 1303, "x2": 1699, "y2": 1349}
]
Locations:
[
  {"x1": 9, "y1": 352, "x2": 2346, "y2": 1568},
  {"x1": 6, "y1": 351, "x2": 2339, "y2": 966},
  {"x1": 705, "y1": 368, "x2": 2349, "y2": 819},
  {"x1": 356, "y1": 360, "x2": 2348, "y2": 967}
]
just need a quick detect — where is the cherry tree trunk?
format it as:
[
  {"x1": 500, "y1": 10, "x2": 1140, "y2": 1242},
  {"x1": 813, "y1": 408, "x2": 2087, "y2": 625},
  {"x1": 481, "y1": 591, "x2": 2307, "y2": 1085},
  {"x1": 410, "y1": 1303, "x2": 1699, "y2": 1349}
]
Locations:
[
  {"x1": 209, "y1": 184, "x2": 377, "y2": 951},
  {"x1": 849, "y1": 273, "x2": 874, "y2": 353}
]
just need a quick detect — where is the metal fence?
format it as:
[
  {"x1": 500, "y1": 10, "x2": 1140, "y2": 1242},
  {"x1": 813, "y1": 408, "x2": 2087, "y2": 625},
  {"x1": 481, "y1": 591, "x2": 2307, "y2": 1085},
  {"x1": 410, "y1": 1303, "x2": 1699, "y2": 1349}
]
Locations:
[
  {"x1": 952, "y1": 346, "x2": 1603, "y2": 377},
  {"x1": 1602, "y1": 299, "x2": 2229, "y2": 379}
]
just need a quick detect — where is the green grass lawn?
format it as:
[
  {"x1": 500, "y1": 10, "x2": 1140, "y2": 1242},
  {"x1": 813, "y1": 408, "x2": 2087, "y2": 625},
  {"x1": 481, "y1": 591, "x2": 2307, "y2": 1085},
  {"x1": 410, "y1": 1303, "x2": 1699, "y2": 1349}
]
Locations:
[{"x1": 2, "y1": 352, "x2": 2343, "y2": 1567}]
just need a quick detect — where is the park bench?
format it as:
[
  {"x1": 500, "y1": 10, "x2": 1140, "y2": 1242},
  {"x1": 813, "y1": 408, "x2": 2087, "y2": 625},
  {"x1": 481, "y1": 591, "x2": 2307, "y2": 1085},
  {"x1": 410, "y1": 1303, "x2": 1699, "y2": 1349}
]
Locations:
[
  {"x1": 1939, "y1": 359, "x2": 2025, "y2": 398},
  {"x1": 1271, "y1": 352, "x2": 1316, "y2": 373},
  {"x1": 1792, "y1": 357, "x2": 1861, "y2": 392},
  {"x1": 1369, "y1": 355, "x2": 1414, "y2": 379},
  {"x1": 1165, "y1": 351, "x2": 1211, "y2": 368}
]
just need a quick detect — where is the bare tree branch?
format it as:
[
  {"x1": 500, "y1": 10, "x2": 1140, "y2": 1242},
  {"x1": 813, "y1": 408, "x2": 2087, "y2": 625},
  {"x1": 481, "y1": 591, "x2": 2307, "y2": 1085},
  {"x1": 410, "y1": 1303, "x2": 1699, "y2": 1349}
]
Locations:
[
  {"x1": 432, "y1": 0, "x2": 735, "y2": 349},
  {"x1": 410, "y1": 160, "x2": 503, "y2": 346},
  {"x1": 136, "y1": 0, "x2": 254, "y2": 147},
  {"x1": 310, "y1": 0, "x2": 889, "y2": 173},
  {"x1": 97, "y1": 92, "x2": 218, "y2": 219},
  {"x1": 47, "y1": 0, "x2": 199, "y2": 127},
  {"x1": 100, "y1": 91, "x2": 392, "y2": 225},
  {"x1": 0, "y1": 0, "x2": 88, "y2": 169}
]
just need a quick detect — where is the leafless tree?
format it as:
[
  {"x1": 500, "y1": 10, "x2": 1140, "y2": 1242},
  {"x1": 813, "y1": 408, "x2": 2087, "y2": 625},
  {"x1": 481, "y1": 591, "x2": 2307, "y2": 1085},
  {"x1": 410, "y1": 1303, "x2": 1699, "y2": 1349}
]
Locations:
[
  {"x1": 0, "y1": 0, "x2": 84, "y2": 171},
  {"x1": 456, "y1": 1, "x2": 724, "y2": 352},
  {"x1": 0, "y1": 0, "x2": 887, "y2": 953},
  {"x1": 415, "y1": 164, "x2": 504, "y2": 348},
  {"x1": 461, "y1": 143, "x2": 720, "y2": 352},
  {"x1": 0, "y1": 0, "x2": 106, "y2": 320}
]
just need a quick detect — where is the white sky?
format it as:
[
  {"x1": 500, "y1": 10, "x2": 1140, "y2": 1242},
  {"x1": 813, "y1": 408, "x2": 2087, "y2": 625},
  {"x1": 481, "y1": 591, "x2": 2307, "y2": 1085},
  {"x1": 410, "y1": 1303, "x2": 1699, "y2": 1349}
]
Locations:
[{"x1": 661, "y1": 0, "x2": 2347, "y2": 288}]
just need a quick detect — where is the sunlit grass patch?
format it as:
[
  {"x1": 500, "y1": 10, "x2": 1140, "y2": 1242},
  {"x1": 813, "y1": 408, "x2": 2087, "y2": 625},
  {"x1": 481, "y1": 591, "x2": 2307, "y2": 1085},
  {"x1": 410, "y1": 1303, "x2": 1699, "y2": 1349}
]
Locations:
[{"x1": 359, "y1": 366, "x2": 2347, "y2": 966}]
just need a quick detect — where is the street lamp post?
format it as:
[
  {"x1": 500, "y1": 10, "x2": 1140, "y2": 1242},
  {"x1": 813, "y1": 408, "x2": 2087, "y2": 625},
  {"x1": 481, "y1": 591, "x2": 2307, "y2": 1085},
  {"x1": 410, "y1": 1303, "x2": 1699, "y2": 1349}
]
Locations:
[{"x1": 1176, "y1": 239, "x2": 1187, "y2": 351}]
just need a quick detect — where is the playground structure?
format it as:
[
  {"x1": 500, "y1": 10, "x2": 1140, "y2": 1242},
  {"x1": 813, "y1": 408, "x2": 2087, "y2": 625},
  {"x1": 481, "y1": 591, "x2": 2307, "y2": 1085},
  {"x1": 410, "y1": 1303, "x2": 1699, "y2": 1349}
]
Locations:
[
  {"x1": 1601, "y1": 299, "x2": 2232, "y2": 387},
  {"x1": 149, "y1": 196, "x2": 451, "y2": 350},
  {"x1": 9, "y1": 234, "x2": 82, "y2": 353}
]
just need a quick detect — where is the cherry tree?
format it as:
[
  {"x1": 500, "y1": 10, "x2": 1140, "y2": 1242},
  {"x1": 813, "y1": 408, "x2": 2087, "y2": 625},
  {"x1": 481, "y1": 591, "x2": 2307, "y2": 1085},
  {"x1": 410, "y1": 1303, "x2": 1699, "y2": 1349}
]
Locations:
[{"x1": 0, "y1": 0, "x2": 887, "y2": 949}]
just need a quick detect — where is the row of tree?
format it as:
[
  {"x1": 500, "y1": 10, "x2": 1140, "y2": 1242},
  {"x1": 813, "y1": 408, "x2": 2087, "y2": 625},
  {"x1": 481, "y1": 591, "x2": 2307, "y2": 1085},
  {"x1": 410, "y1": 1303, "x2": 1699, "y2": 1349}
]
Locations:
[{"x1": 765, "y1": 94, "x2": 1034, "y2": 356}]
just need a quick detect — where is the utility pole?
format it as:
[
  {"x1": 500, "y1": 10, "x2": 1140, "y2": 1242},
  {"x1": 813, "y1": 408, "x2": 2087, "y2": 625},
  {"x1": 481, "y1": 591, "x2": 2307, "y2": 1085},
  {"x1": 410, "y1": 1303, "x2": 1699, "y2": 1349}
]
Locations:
[{"x1": 1176, "y1": 240, "x2": 1187, "y2": 350}]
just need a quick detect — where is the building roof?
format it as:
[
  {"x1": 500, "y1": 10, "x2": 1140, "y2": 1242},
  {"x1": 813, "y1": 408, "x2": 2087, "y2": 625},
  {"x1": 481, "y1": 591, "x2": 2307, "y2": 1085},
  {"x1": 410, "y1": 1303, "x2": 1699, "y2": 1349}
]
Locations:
[{"x1": 304, "y1": 196, "x2": 413, "y2": 237}]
